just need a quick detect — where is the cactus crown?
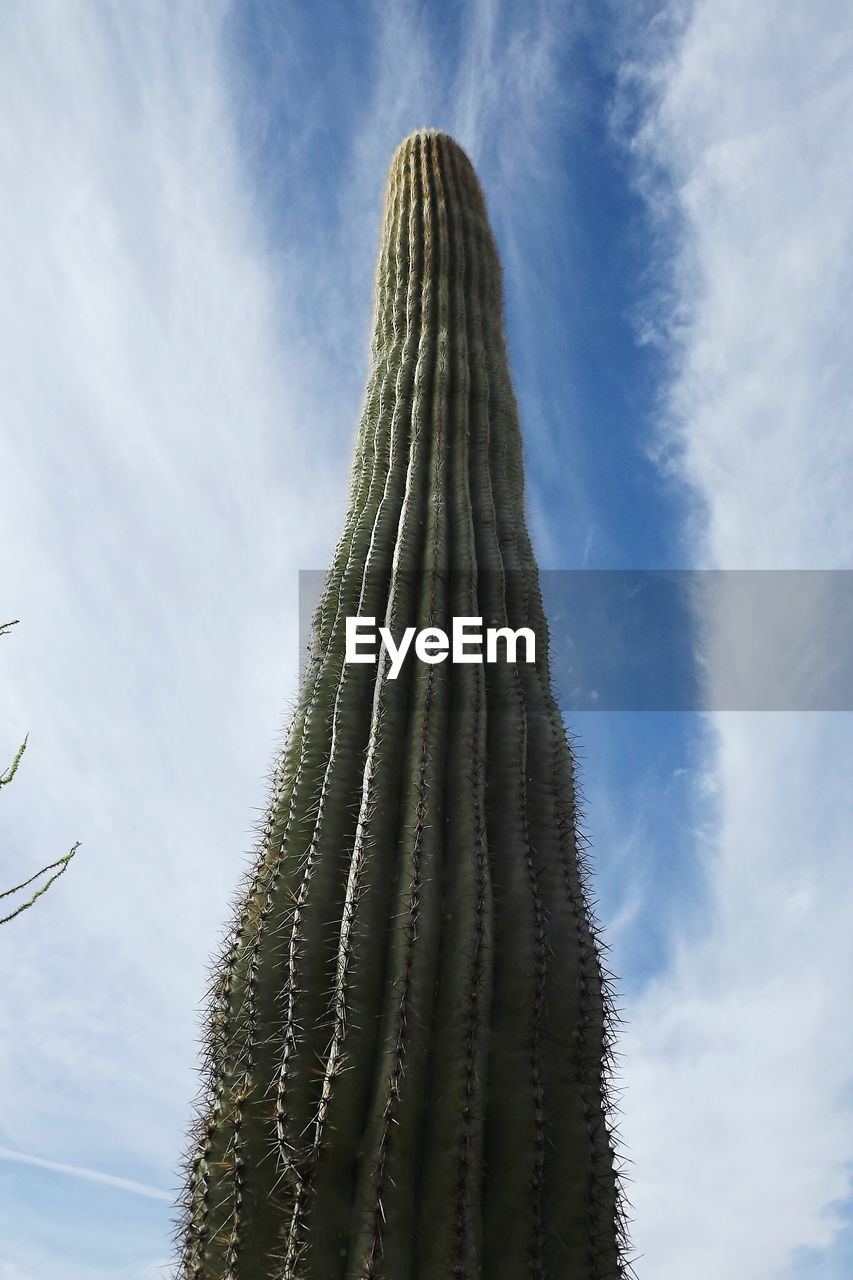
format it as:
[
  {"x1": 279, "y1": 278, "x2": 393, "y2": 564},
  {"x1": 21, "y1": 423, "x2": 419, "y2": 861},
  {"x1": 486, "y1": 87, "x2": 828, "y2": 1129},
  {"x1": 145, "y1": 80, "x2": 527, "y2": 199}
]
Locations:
[{"x1": 177, "y1": 129, "x2": 629, "y2": 1279}]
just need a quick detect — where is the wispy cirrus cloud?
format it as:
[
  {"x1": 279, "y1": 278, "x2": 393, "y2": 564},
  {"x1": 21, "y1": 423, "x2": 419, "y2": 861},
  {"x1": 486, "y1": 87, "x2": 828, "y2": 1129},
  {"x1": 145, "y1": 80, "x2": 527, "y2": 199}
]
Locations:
[
  {"x1": 613, "y1": 3, "x2": 853, "y2": 1277},
  {"x1": 0, "y1": 2, "x2": 582, "y2": 1274},
  {"x1": 11, "y1": 3, "x2": 848, "y2": 1277},
  {"x1": 0, "y1": 1148, "x2": 170, "y2": 1202},
  {"x1": 0, "y1": 1, "x2": 341, "y2": 1272}
]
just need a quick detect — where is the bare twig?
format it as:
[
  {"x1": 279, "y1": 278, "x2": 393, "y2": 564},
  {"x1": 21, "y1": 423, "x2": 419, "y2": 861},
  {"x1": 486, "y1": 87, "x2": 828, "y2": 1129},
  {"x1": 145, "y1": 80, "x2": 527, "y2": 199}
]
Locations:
[
  {"x1": 0, "y1": 843, "x2": 82, "y2": 925},
  {"x1": 1, "y1": 618, "x2": 82, "y2": 924}
]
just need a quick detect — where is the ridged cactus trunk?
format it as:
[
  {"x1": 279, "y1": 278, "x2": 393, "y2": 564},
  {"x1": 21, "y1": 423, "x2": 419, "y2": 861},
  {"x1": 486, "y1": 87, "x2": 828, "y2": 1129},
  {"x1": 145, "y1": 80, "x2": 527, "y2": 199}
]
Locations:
[{"x1": 178, "y1": 130, "x2": 625, "y2": 1279}]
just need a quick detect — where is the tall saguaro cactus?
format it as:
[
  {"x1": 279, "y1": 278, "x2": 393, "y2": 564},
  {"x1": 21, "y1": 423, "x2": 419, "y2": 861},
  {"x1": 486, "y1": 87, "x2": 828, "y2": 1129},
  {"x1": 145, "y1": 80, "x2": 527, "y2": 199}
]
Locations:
[{"x1": 178, "y1": 130, "x2": 627, "y2": 1279}]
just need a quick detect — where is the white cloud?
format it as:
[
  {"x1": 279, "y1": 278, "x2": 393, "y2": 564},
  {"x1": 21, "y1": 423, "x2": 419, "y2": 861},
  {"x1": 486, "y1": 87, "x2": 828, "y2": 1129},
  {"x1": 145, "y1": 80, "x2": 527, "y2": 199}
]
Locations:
[
  {"x1": 616, "y1": 2, "x2": 853, "y2": 1276},
  {"x1": 0, "y1": 1263, "x2": 31, "y2": 1280},
  {"x1": 0, "y1": 1, "x2": 579, "y2": 1274},
  {"x1": 0, "y1": 0, "x2": 347, "y2": 1260},
  {"x1": 8, "y1": 4, "x2": 851, "y2": 1280},
  {"x1": 0, "y1": 1147, "x2": 170, "y2": 1201}
]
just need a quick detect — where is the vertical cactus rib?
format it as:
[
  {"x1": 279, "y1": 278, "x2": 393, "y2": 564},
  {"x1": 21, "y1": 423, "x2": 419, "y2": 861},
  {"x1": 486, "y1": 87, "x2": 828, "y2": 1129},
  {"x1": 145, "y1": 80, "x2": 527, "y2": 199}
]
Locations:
[
  {"x1": 353, "y1": 130, "x2": 451, "y2": 1279},
  {"x1": 177, "y1": 128, "x2": 627, "y2": 1280},
  {"x1": 480, "y1": 245, "x2": 628, "y2": 1278},
  {"x1": 274, "y1": 137, "x2": 421, "y2": 1223},
  {"x1": 180, "y1": 137, "x2": 412, "y2": 1275},
  {"x1": 412, "y1": 133, "x2": 494, "y2": 1280},
  {"x1": 313, "y1": 152, "x2": 402, "y2": 653},
  {"x1": 275, "y1": 133, "x2": 433, "y2": 1278},
  {"x1": 257, "y1": 140, "x2": 415, "y2": 1260},
  {"x1": 445, "y1": 143, "x2": 546, "y2": 1279},
  {"x1": 339, "y1": 129, "x2": 446, "y2": 1279}
]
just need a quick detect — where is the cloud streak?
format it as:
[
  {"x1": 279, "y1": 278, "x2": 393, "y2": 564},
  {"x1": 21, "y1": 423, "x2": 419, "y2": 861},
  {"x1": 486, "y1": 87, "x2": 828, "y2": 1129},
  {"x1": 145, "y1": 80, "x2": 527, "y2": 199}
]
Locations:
[
  {"x1": 0, "y1": 1, "x2": 343, "y2": 1270},
  {"x1": 615, "y1": 3, "x2": 853, "y2": 1276},
  {"x1": 10, "y1": 3, "x2": 847, "y2": 1277},
  {"x1": 0, "y1": 1147, "x2": 171, "y2": 1202},
  {"x1": 0, "y1": 2, "x2": 581, "y2": 1273}
]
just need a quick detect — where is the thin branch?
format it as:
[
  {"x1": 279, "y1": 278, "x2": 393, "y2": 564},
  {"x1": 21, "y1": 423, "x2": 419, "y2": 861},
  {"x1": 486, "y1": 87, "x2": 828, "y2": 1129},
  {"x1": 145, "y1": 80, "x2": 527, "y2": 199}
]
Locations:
[
  {"x1": 1, "y1": 619, "x2": 82, "y2": 924},
  {"x1": 0, "y1": 843, "x2": 82, "y2": 925},
  {"x1": 2, "y1": 621, "x2": 27, "y2": 784},
  {"x1": 1, "y1": 734, "x2": 28, "y2": 787}
]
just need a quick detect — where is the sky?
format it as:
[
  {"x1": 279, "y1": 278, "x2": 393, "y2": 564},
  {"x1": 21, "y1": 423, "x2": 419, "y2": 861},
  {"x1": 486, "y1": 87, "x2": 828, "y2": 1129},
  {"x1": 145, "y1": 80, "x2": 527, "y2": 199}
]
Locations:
[{"x1": 1, "y1": 1, "x2": 851, "y2": 1277}]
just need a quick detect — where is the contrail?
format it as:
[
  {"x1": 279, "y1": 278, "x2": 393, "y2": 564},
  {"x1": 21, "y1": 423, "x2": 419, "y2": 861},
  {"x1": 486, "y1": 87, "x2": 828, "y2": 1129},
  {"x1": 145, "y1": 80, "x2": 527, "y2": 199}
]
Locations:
[{"x1": 0, "y1": 1146, "x2": 172, "y2": 1201}]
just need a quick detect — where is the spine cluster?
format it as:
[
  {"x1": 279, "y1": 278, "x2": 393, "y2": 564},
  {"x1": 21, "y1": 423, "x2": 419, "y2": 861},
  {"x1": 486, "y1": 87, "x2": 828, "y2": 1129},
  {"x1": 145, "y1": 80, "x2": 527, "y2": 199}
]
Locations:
[{"x1": 178, "y1": 129, "x2": 628, "y2": 1279}]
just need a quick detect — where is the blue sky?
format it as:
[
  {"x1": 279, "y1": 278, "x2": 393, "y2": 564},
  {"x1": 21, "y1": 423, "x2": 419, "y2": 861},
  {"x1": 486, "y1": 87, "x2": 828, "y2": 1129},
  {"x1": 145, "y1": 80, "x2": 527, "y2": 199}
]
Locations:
[{"x1": 1, "y1": 2, "x2": 851, "y2": 1278}]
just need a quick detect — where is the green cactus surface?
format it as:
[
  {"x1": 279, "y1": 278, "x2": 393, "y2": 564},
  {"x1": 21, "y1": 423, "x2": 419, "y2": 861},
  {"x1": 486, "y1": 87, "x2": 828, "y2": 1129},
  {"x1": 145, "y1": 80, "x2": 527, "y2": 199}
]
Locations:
[{"x1": 178, "y1": 129, "x2": 627, "y2": 1279}]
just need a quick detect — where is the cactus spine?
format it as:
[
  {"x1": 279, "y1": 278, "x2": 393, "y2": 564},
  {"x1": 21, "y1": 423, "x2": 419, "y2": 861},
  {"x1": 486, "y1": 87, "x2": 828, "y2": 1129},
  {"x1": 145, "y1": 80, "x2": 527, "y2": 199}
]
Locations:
[{"x1": 178, "y1": 130, "x2": 626, "y2": 1279}]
